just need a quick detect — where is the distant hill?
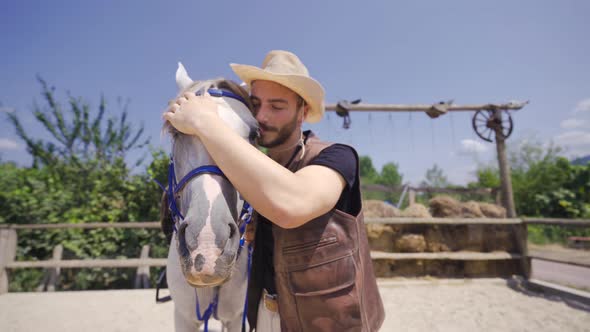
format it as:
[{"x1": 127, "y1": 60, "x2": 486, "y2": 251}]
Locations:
[{"x1": 572, "y1": 155, "x2": 590, "y2": 165}]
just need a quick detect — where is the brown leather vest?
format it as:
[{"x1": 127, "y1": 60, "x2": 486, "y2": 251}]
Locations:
[{"x1": 266, "y1": 133, "x2": 385, "y2": 331}]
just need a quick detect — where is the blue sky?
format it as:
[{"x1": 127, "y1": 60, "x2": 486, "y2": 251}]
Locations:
[{"x1": 1, "y1": 0, "x2": 589, "y2": 185}]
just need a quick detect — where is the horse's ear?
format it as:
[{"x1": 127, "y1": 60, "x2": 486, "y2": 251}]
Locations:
[{"x1": 176, "y1": 62, "x2": 193, "y2": 91}]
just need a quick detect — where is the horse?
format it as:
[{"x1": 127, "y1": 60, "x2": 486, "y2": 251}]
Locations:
[{"x1": 161, "y1": 62, "x2": 258, "y2": 332}]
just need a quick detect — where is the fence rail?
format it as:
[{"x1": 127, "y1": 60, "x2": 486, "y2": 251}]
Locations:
[{"x1": 1, "y1": 217, "x2": 589, "y2": 294}]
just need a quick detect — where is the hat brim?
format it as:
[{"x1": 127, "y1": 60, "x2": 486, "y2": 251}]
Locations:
[{"x1": 230, "y1": 63, "x2": 325, "y2": 123}]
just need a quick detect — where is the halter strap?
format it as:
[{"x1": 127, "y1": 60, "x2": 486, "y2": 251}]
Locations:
[
  {"x1": 167, "y1": 159, "x2": 227, "y2": 223},
  {"x1": 175, "y1": 165, "x2": 226, "y2": 194},
  {"x1": 197, "y1": 88, "x2": 249, "y2": 107}
]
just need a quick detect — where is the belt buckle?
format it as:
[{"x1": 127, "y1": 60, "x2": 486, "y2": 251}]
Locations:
[{"x1": 263, "y1": 289, "x2": 278, "y2": 313}]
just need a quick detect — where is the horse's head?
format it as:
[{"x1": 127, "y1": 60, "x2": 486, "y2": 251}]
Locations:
[{"x1": 163, "y1": 62, "x2": 257, "y2": 287}]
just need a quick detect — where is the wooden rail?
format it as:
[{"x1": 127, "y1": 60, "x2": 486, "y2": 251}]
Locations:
[
  {"x1": 0, "y1": 222, "x2": 160, "y2": 230},
  {"x1": 1, "y1": 217, "x2": 588, "y2": 294},
  {"x1": 365, "y1": 217, "x2": 522, "y2": 225},
  {"x1": 371, "y1": 251, "x2": 522, "y2": 260},
  {"x1": 6, "y1": 258, "x2": 167, "y2": 269},
  {"x1": 522, "y1": 218, "x2": 590, "y2": 227}
]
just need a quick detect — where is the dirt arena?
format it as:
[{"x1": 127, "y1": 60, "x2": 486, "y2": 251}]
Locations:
[{"x1": 1, "y1": 278, "x2": 588, "y2": 332}]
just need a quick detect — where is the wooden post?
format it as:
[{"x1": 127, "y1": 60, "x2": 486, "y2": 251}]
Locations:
[
  {"x1": 513, "y1": 223, "x2": 531, "y2": 279},
  {"x1": 37, "y1": 245, "x2": 63, "y2": 292},
  {"x1": 494, "y1": 188, "x2": 502, "y2": 206},
  {"x1": 408, "y1": 189, "x2": 416, "y2": 206},
  {"x1": 0, "y1": 229, "x2": 17, "y2": 294},
  {"x1": 493, "y1": 112, "x2": 516, "y2": 218},
  {"x1": 134, "y1": 245, "x2": 151, "y2": 289}
]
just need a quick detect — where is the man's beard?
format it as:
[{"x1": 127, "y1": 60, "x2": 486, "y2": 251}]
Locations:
[{"x1": 258, "y1": 111, "x2": 300, "y2": 148}]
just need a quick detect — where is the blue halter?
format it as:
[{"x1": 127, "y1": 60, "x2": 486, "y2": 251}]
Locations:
[
  {"x1": 166, "y1": 159, "x2": 226, "y2": 226},
  {"x1": 204, "y1": 88, "x2": 248, "y2": 105}
]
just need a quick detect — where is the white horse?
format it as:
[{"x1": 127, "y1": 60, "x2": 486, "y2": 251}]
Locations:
[{"x1": 162, "y1": 63, "x2": 257, "y2": 332}]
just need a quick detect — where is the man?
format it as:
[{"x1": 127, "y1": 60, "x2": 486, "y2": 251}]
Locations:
[{"x1": 164, "y1": 50, "x2": 384, "y2": 331}]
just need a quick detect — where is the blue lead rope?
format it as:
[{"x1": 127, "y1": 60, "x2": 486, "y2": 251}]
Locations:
[
  {"x1": 153, "y1": 157, "x2": 254, "y2": 332},
  {"x1": 195, "y1": 290, "x2": 219, "y2": 332},
  {"x1": 194, "y1": 202, "x2": 254, "y2": 332}
]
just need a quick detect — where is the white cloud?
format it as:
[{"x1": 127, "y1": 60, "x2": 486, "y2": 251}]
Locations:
[
  {"x1": 0, "y1": 107, "x2": 15, "y2": 113},
  {"x1": 574, "y1": 98, "x2": 590, "y2": 113},
  {"x1": 459, "y1": 139, "x2": 490, "y2": 154},
  {"x1": 555, "y1": 131, "x2": 590, "y2": 146},
  {"x1": 554, "y1": 130, "x2": 590, "y2": 157},
  {"x1": 560, "y1": 118, "x2": 587, "y2": 129},
  {"x1": 0, "y1": 138, "x2": 19, "y2": 150}
]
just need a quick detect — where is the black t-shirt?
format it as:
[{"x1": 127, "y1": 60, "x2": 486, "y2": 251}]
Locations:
[{"x1": 258, "y1": 143, "x2": 359, "y2": 294}]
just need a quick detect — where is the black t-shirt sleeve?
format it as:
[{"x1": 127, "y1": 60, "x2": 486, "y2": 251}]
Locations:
[
  {"x1": 308, "y1": 144, "x2": 357, "y2": 189},
  {"x1": 308, "y1": 144, "x2": 359, "y2": 215}
]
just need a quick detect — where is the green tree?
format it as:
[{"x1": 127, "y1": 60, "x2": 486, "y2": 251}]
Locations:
[
  {"x1": 359, "y1": 155, "x2": 378, "y2": 182},
  {"x1": 470, "y1": 138, "x2": 590, "y2": 243},
  {"x1": 378, "y1": 162, "x2": 403, "y2": 187},
  {"x1": 471, "y1": 166, "x2": 500, "y2": 189},
  {"x1": 1, "y1": 80, "x2": 169, "y2": 291},
  {"x1": 420, "y1": 164, "x2": 449, "y2": 188},
  {"x1": 7, "y1": 77, "x2": 149, "y2": 168}
]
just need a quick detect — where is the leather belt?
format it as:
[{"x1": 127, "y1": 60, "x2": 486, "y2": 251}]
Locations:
[{"x1": 263, "y1": 288, "x2": 278, "y2": 313}]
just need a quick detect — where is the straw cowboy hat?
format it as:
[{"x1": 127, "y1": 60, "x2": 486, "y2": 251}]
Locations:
[{"x1": 230, "y1": 50, "x2": 325, "y2": 123}]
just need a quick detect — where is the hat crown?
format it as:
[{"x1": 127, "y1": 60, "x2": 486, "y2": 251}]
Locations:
[{"x1": 261, "y1": 50, "x2": 310, "y2": 77}]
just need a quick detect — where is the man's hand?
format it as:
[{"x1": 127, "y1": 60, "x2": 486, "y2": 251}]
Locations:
[{"x1": 163, "y1": 92, "x2": 219, "y2": 136}]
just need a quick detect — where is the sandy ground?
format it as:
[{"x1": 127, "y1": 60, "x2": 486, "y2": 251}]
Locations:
[{"x1": 1, "y1": 279, "x2": 589, "y2": 332}]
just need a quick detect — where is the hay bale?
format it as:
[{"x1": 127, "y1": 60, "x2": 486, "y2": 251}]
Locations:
[
  {"x1": 423, "y1": 260, "x2": 462, "y2": 277},
  {"x1": 483, "y1": 225, "x2": 515, "y2": 251},
  {"x1": 365, "y1": 223, "x2": 396, "y2": 251},
  {"x1": 463, "y1": 225, "x2": 485, "y2": 251},
  {"x1": 371, "y1": 260, "x2": 393, "y2": 277},
  {"x1": 363, "y1": 200, "x2": 401, "y2": 218},
  {"x1": 394, "y1": 234, "x2": 427, "y2": 252},
  {"x1": 401, "y1": 203, "x2": 432, "y2": 218},
  {"x1": 465, "y1": 261, "x2": 491, "y2": 277},
  {"x1": 479, "y1": 202, "x2": 507, "y2": 218},
  {"x1": 429, "y1": 195, "x2": 462, "y2": 218},
  {"x1": 461, "y1": 201, "x2": 485, "y2": 218},
  {"x1": 389, "y1": 260, "x2": 425, "y2": 277},
  {"x1": 424, "y1": 227, "x2": 451, "y2": 252}
]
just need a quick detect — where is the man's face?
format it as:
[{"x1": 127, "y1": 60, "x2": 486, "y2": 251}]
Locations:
[{"x1": 250, "y1": 80, "x2": 304, "y2": 148}]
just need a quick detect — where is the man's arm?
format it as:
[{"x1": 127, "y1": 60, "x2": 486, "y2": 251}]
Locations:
[{"x1": 164, "y1": 95, "x2": 346, "y2": 229}]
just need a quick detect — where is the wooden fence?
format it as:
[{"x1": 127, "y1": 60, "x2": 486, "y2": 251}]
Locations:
[
  {"x1": 360, "y1": 184, "x2": 499, "y2": 205},
  {"x1": 1, "y1": 218, "x2": 589, "y2": 294}
]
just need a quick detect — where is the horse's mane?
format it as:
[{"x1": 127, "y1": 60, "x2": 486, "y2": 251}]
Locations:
[{"x1": 162, "y1": 78, "x2": 255, "y2": 137}]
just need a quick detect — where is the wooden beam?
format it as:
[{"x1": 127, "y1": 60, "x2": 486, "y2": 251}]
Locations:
[
  {"x1": 494, "y1": 122, "x2": 516, "y2": 218},
  {"x1": 0, "y1": 229, "x2": 17, "y2": 294},
  {"x1": 325, "y1": 101, "x2": 528, "y2": 113},
  {"x1": 134, "y1": 245, "x2": 151, "y2": 289},
  {"x1": 371, "y1": 251, "x2": 522, "y2": 260},
  {"x1": 361, "y1": 184, "x2": 494, "y2": 195},
  {"x1": 0, "y1": 222, "x2": 161, "y2": 230},
  {"x1": 365, "y1": 217, "x2": 522, "y2": 225},
  {"x1": 530, "y1": 255, "x2": 590, "y2": 269},
  {"x1": 7, "y1": 258, "x2": 167, "y2": 269},
  {"x1": 522, "y1": 218, "x2": 590, "y2": 227},
  {"x1": 36, "y1": 244, "x2": 63, "y2": 292},
  {"x1": 408, "y1": 189, "x2": 416, "y2": 205}
]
